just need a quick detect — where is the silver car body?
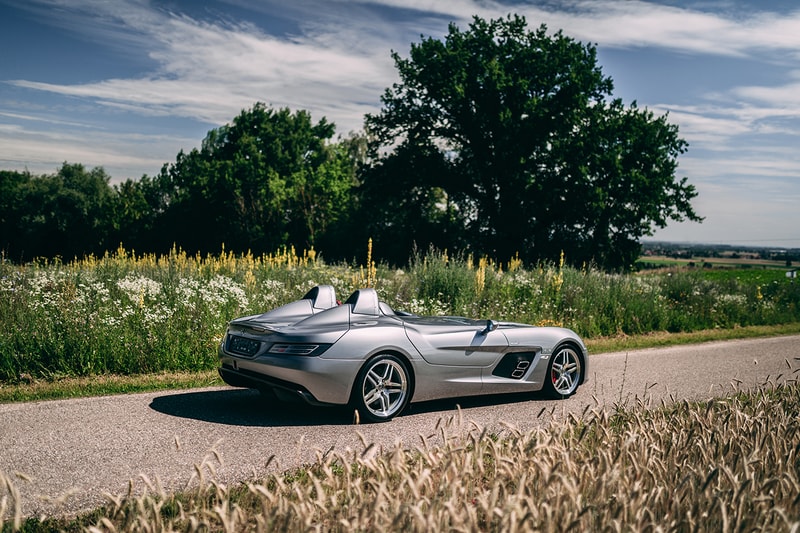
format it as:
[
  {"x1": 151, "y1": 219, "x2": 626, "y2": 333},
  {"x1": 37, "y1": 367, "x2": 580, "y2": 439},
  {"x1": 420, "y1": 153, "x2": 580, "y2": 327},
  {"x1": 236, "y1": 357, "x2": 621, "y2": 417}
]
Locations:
[{"x1": 218, "y1": 285, "x2": 588, "y2": 413}]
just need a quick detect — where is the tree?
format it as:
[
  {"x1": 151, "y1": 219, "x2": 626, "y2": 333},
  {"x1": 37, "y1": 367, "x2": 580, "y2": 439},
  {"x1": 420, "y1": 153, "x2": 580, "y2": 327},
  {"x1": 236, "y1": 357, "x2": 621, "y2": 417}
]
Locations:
[
  {"x1": 356, "y1": 140, "x2": 463, "y2": 264},
  {"x1": 364, "y1": 15, "x2": 701, "y2": 270},
  {"x1": 110, "y1": 173, "x2": 174, "y2": 253},
  {"x1": 0, "y1": 170, "x2": 32, "y2": 260},
  {"x1": 54, "y1": 163, "x2": 116, "y2": 258},
  {"x1": 1, "y1": 164, "x2": 114, "y2": 261},
  {"x1": 160, "y1": 103, "x2": 355, "y2": 255}
]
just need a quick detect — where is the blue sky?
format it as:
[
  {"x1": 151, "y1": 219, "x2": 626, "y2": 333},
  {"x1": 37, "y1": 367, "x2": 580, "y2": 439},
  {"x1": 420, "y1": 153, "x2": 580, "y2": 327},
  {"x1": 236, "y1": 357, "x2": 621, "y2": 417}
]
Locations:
[{"x1": 1, "y1": 0, "x2": 799, "y2": 248}]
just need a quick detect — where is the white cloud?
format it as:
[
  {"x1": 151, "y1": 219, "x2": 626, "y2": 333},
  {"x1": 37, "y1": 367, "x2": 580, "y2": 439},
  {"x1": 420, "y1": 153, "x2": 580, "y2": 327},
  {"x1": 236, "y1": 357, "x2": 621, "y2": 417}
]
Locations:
[
  {"x1": 652, "y1": 176, "x2": 800, "y2": 246},
  {"x1": 357, "y1": 0, "x2": 800, "y2": 58},
  {"x1": 9, "y1": 0, "x2": 800, "y2": 136},
  {"x1": 2, "y1": 0, "x2": 800, "y2": 250},
  {"x1": 732, "y1": 81, "x2": 800, "y2": 109},
  {"x1": 5, "y1": 0, "x2": 403, "y2": 132},
  {"x1": 522, "y1": 1, "x2": 800, "y2": 59},
  {"x1": 0, "y1": 122, "x2": 195, "y2": 178}
]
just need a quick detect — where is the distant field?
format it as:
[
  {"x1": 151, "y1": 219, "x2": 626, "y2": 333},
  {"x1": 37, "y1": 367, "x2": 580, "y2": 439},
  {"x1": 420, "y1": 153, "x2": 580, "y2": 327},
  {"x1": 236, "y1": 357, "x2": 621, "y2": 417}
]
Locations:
[
  {"x1": 637, "y1": 254, "x2": 792, "y2": 271},
  {"x1": 696, "y1": 268, "x2": 794, "y2": 285}
]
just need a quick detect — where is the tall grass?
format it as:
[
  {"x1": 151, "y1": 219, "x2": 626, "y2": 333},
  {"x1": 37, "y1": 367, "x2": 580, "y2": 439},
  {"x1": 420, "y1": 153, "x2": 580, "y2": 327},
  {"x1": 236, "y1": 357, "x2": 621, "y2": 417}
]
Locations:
[
  {"x1": 399, "y1": 248, "x2": 800, "y2": 336},
  {"x1": 4, "y1": 380, "x2": 798, "y2": 531},
  {"x1": 1, "y1": 245, "x2": 798, "y2": 381}
]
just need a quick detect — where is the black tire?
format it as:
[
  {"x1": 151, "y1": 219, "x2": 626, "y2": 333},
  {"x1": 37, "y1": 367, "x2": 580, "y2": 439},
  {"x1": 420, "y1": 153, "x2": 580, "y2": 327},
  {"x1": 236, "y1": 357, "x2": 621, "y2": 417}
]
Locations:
[
  {"x1": 542, "y1": 344, "x2": 582, "y2": 399},
  {"x1": 352, "y1": 354, "x2": 411, "y2": 422}
]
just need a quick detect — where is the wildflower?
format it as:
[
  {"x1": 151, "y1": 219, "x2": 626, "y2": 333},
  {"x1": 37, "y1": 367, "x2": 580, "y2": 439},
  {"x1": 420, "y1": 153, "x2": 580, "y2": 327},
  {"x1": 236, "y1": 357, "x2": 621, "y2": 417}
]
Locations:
[
  {"x1": 117, "y1": 275, "x2": 162, "y2": 303},
  {"x1": 475, "y1": 257, "x2": 487, "y2": 293}
]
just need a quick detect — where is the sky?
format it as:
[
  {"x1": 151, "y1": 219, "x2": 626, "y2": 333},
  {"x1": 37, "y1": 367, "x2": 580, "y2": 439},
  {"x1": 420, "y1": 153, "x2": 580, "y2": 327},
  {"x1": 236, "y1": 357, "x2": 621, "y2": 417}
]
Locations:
[{"x1": 1, "y1": 0, "x2": 799, "y2": 249}]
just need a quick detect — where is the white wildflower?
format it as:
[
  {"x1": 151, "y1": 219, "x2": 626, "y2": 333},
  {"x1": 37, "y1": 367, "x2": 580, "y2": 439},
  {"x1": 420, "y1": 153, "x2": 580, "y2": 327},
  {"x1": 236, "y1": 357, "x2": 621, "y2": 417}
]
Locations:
[{"x1": 117, "y1": 274, "x2": 162, "y2": 302}]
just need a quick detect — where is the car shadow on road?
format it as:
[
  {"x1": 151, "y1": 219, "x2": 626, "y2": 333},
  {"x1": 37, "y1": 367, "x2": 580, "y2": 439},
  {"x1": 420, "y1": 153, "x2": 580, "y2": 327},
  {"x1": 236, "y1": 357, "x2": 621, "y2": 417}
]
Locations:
[
  {"x1": 149, "y1": 388, "x2": 356, "y2": 427},
  {"x1": 150, "y1": 387, "x2": 554, "y2": 427}
]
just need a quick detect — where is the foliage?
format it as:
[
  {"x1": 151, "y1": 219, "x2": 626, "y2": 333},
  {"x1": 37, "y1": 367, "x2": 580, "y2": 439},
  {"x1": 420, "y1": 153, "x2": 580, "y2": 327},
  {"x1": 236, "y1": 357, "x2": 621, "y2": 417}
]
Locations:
[
  {"x1": 0, "y1": 165, "x2": 115, "y2": 262},
  {"x1": 1, "y1": 18, "x2": 706, "y2": 270},
  {"x1": 0, "y1": 245, "x2": 334, "y2": 381},
  {"x1": 155, "y1": 103, "x2": 356, "y2": 254},
  {"x1": 4, "y1": 381, "x2": 798, "y2": 531},
  {"x1": 109, "y1": 172, "x2": 174, "y2": 253},
  {"x1": 363, "y1": 15, "x2": 701, "y2": 270},
  {"x1": 0, "y1": 105, "x2": 360, "y2": 262},
  {"x1": 1, "y1": 246, "x2": 798, "y2": 382}
]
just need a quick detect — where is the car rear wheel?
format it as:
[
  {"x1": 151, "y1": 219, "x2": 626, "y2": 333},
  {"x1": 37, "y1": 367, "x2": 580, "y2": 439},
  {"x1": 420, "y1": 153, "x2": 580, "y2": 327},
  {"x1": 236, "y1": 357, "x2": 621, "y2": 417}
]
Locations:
[
  {"x1": 353, "y1": 354, "x2": 410, "y2": 422},
  {"x1": 543, "y1": 345, "x2": 582, "y2": 398}
]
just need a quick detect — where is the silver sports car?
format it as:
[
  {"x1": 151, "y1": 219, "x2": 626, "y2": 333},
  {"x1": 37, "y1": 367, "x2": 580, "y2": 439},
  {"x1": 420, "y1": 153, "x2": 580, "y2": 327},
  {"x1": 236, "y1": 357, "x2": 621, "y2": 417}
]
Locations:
[{"x1": 218, "y1": 285, "x2": 588, "y2": 422}]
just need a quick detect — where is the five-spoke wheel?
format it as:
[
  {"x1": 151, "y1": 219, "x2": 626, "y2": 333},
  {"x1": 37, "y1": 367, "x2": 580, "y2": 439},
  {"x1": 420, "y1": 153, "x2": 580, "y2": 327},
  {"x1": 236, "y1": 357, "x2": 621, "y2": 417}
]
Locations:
[
  {"x1": 353, "y1": 354, "x2": 410, "y2": 422},
  {"x1": 543, "y1": 345, "x2": 582, "y2": 398}
]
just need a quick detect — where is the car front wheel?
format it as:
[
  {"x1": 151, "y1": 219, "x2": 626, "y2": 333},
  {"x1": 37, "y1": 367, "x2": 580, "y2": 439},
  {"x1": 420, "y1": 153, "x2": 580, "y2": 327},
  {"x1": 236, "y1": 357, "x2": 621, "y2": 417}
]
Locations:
[
  {"x1": 543, "y1": 345, "x2": 582, "y2": 398},
  {"x1": 353, "y1": 354, "x2": 410, "y2": 422}
]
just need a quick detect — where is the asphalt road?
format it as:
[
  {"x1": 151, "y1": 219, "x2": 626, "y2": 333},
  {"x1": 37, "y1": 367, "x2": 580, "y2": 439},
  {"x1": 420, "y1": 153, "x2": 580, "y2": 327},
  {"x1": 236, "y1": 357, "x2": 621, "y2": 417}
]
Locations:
[{"x1": 1, "y1": 335, "x2": 799, "y2": 518}]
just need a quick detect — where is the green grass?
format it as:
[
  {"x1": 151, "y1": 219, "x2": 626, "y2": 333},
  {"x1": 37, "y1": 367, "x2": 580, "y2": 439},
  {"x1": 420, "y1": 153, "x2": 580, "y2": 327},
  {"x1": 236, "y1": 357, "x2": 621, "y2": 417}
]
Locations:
[
  {"x1": 637, "y1": 254, "x2": 790, "y2": 271},
  {"x1": 695, "y1": 267, "x2": 792, "y2": 283},
  {"x1": 0, "y1": 370, "x2": 222, "y2": 403}
]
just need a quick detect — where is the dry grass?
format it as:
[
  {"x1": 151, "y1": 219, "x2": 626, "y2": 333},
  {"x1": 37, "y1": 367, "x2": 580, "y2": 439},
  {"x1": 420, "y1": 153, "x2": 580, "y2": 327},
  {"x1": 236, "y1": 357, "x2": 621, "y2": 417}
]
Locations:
[{"x1": 5, "y1": 381, "x2": 798, "y2": 532}]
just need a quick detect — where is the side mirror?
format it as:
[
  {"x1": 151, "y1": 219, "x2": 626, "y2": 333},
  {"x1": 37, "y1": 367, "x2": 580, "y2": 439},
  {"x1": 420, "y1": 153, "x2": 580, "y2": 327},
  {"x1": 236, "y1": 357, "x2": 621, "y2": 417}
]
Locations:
[{"x1": 482, "y1": 320, "x2": 499, "y2": 334}]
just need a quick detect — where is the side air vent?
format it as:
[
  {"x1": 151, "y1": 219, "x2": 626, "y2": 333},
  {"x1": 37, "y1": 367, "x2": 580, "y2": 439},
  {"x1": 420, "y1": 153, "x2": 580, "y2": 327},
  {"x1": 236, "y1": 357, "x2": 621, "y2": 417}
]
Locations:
[{"x1": 492, "y1": 352, "x2": 536, "y2": 380}]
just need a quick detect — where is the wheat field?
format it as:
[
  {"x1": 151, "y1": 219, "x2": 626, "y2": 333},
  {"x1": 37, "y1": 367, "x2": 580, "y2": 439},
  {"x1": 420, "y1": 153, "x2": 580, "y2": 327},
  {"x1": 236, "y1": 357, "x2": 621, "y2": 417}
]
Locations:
[{"x1": 3, "y1": 380, "x2": 798, "y2": 532}]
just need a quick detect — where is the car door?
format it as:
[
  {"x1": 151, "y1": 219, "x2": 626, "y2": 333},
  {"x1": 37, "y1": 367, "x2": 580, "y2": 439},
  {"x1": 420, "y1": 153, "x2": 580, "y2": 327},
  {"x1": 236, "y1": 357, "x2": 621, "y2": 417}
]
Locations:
[{"x1": 403, "y1": 316, "x2": 508, "y2": 367}]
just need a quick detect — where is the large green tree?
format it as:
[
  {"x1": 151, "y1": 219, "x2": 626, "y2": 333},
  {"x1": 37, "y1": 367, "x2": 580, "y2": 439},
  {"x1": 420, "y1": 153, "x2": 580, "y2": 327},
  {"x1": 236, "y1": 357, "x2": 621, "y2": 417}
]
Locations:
[
  {"x1": 0, "y1": 170, "x2": 31, "y2": 261},
  {"x1": 109, "y1": 172, "x2": 174, "y2": 253},
  {"x1": 0, "y1": 164, "x2": 115, "y2": 261},
  {"x1": 159, "y1": 103, "x2": 356, "y2": 254},
  {"x1": 363, "y1": 15, "x2": 701, "y2": 270}
]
